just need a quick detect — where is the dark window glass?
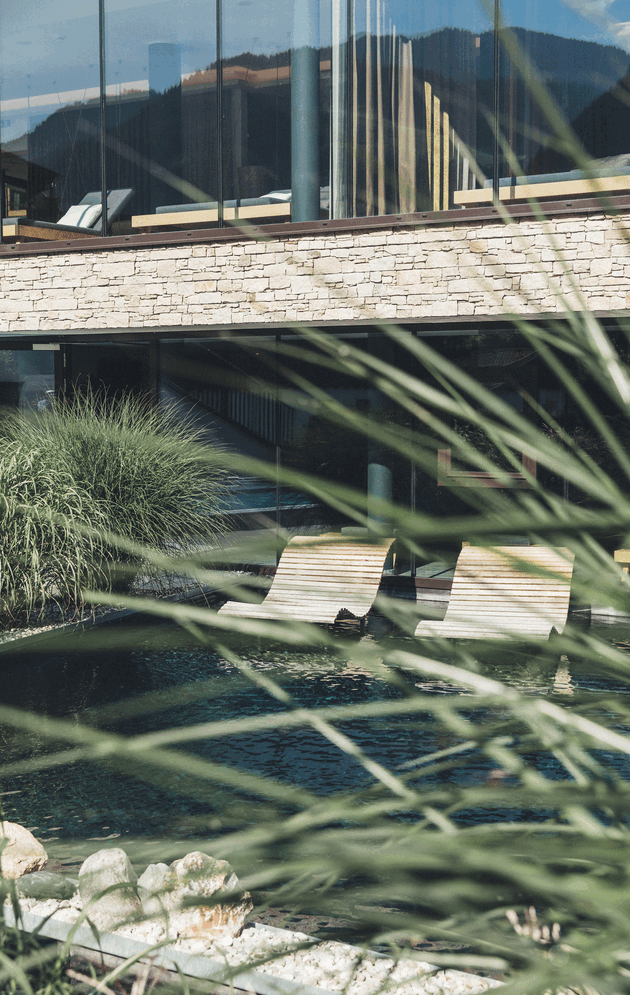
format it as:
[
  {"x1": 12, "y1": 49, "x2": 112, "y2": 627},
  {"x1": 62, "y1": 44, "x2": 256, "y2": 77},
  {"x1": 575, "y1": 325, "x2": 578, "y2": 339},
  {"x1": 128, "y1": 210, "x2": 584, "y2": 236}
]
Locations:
[
  {"x1": 105, "y1": 0, "x2": 217, "y2": 220},
  {"x1": 336, "y1": 0, "x2": 492, "y2": 217},
  {"x1": 0, "y1": 1, "x2": 100, "y2": 232},
  {"x1": 0, "y1": 349, "x2": 55, "y2": 411},
  {"x1": 221, "y1": 0, "x2": 327, "y2": 225},
  {"x1": 67, "y1": 342, "x2": 152, "y2": 395}
]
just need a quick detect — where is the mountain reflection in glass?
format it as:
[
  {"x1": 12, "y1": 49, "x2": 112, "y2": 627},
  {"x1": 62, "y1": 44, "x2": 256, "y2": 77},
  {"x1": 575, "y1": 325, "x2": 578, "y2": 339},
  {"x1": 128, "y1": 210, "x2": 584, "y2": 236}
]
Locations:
[
  {"x1": 3, "y1": 1, "x2": 630, "y2": 231},
  {"x1": 501, "y1": 0, "x2": 630, "y2": 180},
  {"x1": 0, "y1": 0, "x2": 100, "y2": 227}
]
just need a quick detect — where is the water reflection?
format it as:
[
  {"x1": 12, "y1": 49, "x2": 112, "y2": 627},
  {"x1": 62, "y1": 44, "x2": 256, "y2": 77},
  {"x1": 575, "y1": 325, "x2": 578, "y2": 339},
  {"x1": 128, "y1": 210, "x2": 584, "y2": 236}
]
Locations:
[{"x1": 0, "y1": 619, "x2": 628, "y2": 841}]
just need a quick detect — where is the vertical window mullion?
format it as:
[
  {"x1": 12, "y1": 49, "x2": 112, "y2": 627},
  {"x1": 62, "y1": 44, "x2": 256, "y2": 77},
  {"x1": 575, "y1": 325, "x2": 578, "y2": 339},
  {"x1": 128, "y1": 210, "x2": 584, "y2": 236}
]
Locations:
[{"x1": 99, "y1": 0, "x2": 107, "y2": 236}]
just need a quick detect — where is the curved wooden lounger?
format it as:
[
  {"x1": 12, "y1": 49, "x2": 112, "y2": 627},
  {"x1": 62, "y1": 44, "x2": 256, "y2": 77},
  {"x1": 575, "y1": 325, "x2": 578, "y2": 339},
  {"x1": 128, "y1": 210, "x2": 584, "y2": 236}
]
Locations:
[
  {"x1": 219, "y1": 533, "x2": 395, "y2": 626},
  {"x1": 414, "y1": 545, "x2": 575, "y2": 640}
]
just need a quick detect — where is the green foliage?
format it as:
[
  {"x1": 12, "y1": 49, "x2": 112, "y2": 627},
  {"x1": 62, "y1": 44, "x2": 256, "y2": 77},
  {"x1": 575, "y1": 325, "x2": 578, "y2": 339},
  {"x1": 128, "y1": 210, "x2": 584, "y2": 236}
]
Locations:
[
  {"x1": 0, "y1": 390, "x2": 230, "y2": 619},
  {"x1": 9, "y1": 390, "x2": 229, "y2": 551},
  {"x1": 0, "y1": 439, "x2": 109, "y2": 622}
]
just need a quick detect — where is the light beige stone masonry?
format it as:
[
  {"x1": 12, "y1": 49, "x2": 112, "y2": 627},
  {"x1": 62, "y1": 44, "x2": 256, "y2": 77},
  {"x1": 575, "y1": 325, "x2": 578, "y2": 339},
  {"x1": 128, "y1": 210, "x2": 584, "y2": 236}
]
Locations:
[{"x1": 0, "y1": 210, "x2": 628, "y2": 333}]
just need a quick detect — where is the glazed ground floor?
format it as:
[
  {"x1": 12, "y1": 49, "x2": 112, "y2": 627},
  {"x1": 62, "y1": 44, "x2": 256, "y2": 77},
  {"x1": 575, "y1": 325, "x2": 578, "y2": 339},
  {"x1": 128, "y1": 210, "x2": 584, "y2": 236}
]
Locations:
[{"x1": 0, "y1": 315, "x2": 622, "y2": 558}]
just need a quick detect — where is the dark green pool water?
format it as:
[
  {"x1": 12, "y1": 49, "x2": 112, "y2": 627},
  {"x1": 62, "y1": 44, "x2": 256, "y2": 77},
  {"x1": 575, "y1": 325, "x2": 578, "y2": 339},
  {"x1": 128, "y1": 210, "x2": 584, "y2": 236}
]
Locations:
[{"x1": 0, "y1": 618, "x2": 629, "y2": 846}]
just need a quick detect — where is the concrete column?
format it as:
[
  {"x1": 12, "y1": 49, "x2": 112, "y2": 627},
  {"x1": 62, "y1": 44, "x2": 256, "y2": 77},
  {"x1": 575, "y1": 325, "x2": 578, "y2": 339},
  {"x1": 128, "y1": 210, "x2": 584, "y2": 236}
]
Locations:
[
  {"x1": 367, "y1": 460, "x2": 392, "y2": 529},
  {"x1": 291, "y1": 0, "x2": 320, "y2": 222}
]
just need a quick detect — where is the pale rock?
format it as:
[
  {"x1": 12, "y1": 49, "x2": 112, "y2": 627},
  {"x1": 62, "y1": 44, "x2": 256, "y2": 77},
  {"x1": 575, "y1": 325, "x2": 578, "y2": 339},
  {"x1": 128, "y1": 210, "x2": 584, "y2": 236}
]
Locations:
[
  {"x1": 164, "y1": 850, "x2": 252, "y2": 940},
  {"x1": 0, "y1": 822, "x2": 48, "y2": 879},
  {"x1": 79, "y1": 847, "x2": 141, "y2": 931},
  {"x1": 137, "y1": 862, "x2": 172, "y2": 918},
  {"x1": 31, "y1": 898, "x2": 63, "y2": 917}
]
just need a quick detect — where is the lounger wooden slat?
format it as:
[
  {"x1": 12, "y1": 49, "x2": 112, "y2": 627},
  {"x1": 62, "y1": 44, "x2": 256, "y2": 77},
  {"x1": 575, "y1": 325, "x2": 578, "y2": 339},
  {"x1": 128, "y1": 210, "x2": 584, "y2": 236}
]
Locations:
[
  {"x1": 219, "y1": 533, "x2": 395, "y2": 625},
  {"x1": 414, "y1": 545, "x2": 575, "y2": 640}
]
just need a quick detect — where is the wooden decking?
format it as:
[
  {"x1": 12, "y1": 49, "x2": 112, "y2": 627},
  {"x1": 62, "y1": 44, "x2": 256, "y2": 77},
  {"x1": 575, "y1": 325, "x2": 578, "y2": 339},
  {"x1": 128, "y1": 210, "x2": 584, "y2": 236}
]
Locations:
[
  {"x1": 414, "y1": 545, "x2": 575, "y2": 640},
  {"x1": 218, "y1": 533, "x2": 395, "y2": 625},
  {"x1": 1, "y1": 221, "x2": 97, "y2": 242}
]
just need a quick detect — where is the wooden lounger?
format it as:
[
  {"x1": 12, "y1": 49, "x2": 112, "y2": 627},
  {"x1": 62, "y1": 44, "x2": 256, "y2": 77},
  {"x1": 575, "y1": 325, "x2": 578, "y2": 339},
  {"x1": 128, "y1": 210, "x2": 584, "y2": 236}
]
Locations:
[
  {"x1": 219, "y1": 533, "x2": 395, "y2": 626},
  {"x1": 453, "y1": 175, "x2": 630, "y2": 207},
  {"x1": 414, "y1": 544, "x2": 575, "y2": 640},
  {"x1": 132, "y1": 203, "x2": 291, "y2": 231}
]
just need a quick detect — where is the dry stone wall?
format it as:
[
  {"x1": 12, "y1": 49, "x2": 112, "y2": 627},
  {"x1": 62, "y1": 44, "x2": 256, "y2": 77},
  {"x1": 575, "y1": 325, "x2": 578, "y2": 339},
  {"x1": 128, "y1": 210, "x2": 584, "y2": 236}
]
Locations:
[{"x1": 0, "y1": 210, "x2": 628, "y2": 333}]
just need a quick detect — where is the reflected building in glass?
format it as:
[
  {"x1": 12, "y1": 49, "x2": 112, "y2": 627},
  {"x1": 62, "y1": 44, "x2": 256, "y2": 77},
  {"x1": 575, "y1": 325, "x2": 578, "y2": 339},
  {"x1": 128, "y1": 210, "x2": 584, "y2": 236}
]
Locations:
[{"x1": 6, "y1": 0, "x2": 630, "y2": 224}]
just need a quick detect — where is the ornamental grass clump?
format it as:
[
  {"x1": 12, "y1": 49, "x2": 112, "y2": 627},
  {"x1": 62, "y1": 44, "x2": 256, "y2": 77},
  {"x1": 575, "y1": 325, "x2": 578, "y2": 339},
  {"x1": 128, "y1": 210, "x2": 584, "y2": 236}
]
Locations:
[
  {"x1": 0, "y1": 440, "x2": 108, "y2": 623},
  {"x1": 0, "y1": 390, "x2": 230, "y2": 618},
  {"x1": 9, "y1": 390, "x2": 229, "y2": 552}
]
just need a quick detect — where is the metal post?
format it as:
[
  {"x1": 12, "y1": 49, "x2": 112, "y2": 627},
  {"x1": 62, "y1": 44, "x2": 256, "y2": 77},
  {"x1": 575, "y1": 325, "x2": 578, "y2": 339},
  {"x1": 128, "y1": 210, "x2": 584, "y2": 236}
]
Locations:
[
  {"x1": 292, "y1": 0, "x2": 320, "y2": 222},
  {"x1": 275, "y1": 334, "x2": 282, "y2": 564},
  {"x1": 99, "y1": 0, "x2": 107, "y2": 236},
  {"x1": 492, "y1": 0, "x2": 501, "y2": 202},
  {"x1": 346, "y1": 0, "x2": 353, "y2": 208},
  {"x1": 331, "y1": 0, "x2": 348, "y2": 218},
  {"x1": 409, "y1": 463, "x2": 416, "y2": 578},
  {"x1": 149, "y1": 337, "x2": 160, "y2": 405},
  {"x1": 0, "y1": 159, "x2": 4, "y2": 245},
  {"x1": 216, "y1": 0, "x2": 224, "y2": 227}
]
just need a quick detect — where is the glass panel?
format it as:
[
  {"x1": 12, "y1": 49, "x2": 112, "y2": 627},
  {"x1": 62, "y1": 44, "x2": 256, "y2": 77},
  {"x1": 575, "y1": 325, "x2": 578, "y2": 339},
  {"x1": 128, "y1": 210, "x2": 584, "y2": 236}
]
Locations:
[
  {"x1": 0, "y1": 350, "x2": 55, "y2": 411},
  {"x1": 105, "y1": 0, "x2": 217, "y2": 222},
  {"x1": 501, "y1": 0, "x2": 630, "y2": 182},
  {"x1": 67, "y1": 343, "x2": 152, "y2": 395},
  {"x1": 221, "y1": 0, "x2": 328, "y2": 224},
  {"x1": 335, "y1": 0, "x2": 492, "y2": 217},
  {"x1": 0, "y1": 1, "x2": 100, "y2": 233}
]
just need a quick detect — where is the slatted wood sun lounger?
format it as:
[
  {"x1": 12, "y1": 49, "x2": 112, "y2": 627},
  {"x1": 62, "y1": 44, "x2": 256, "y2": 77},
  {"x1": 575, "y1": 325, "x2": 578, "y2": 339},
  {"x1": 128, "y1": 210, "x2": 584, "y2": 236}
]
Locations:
[
  {"x1": 218, "y1": 533, "x2": 395, "y2": 626},
  {"x1": 453, "y1": 175, "x2": 630, "y2": 206},
  {"x1": 132, "y1": 203, "x2": 291, "y2": 231},
  {"x1": 414, "y1": 544, "x2": 575, "y2": 640}
]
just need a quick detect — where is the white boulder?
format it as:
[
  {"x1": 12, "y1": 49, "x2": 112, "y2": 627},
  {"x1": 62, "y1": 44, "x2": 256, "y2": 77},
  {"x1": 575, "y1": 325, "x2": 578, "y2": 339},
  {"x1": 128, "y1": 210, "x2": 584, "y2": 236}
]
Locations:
[
  {"x1": 78, "y1": 847, "x2": 141, "y2": 931},
  {"x1": 141, "y1": 851, "x2": 252, "y2": 941},
  {"x1": 0, "y1": 822, "x2": 48, "y2": 879},
  {"x1": 137, "y1": 862, "x2": 172, "y2": 918}
]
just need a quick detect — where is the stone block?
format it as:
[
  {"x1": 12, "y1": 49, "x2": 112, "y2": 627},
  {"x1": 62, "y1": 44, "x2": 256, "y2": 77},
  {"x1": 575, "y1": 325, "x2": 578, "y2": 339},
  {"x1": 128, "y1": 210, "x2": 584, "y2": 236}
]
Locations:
[
  {"x1": 313, "y1": 256, "x2": 342, "y2": 274},
  {"x1": 0, "y1": 299, "x2": 24, "y2": 314},
  {"x1": 99, "y1": 260, "x2": 136, "y2": 278},
  {"x1": 397, "y1": 270, "x2": 422, "y2": 286},
  {"x1": 424, "y1": 250, "x2": 454, "y2": 268},
  {"x1": 520, "y1": 272, "x2": 548, "y2": 292},
  {"x1": 591, "y1": 257, "x2": 612, "y2": 276}
]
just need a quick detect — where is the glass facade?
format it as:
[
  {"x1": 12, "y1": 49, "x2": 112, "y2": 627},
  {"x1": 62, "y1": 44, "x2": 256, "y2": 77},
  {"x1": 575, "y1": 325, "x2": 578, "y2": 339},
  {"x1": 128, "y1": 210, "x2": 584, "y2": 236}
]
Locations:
[
  {"x1": 156, "y1": 327, "x2": 574, "y2": 534},
  {"x1": 0, "y1": 349, "x2": 55, "y2": 410},
  {"x1": 2, "y1": 0, "x2": 630, "y2": 235},
  {"x1": 105, "y1": 0, "x2": 217, "y2": 216},
  {"x1": 501, "y1": 0, "x2": 630, "y2": 181}
]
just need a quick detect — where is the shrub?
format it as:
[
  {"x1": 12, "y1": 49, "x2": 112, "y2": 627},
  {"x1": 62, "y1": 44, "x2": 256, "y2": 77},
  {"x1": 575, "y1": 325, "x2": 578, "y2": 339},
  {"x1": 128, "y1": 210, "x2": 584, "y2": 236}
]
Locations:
[
  {"x1": 0, "y1": 439, "x2": 108, "y2": 622},
  {"x1": 0, "y1": 390, "x2": 230, "y2": 616}
]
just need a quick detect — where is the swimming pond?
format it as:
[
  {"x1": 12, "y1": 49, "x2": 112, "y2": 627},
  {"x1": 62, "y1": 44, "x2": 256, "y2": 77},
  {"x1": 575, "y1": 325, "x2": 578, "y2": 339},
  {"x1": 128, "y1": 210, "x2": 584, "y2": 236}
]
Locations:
[{"x1": 1, "y1": 618, "x2": 629, "y2": 848}]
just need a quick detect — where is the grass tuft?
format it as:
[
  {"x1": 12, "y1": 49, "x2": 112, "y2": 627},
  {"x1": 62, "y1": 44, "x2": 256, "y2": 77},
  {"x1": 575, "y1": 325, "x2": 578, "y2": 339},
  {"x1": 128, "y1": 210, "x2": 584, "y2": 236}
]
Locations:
[{"x1": 0, "y1": 390, "x2": 230, "y2": 620}]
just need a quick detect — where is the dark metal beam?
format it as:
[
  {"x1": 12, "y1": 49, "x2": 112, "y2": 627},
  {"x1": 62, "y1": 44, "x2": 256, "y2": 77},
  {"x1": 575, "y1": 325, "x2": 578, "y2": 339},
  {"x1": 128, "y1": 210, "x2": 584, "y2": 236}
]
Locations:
[{"x1": 99, "y1": 0, "x2": 107, "y2": 237}]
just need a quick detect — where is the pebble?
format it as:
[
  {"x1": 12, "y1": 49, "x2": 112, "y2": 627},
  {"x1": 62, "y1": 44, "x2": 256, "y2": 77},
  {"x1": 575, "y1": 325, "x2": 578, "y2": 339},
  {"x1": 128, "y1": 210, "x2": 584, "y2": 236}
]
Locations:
[
  {"x1": 7, "y1": 894, "x2": 502, "y2": 995},
  {"x1": 123, "y1": 922, "x2": 503, "y2": 995}
]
